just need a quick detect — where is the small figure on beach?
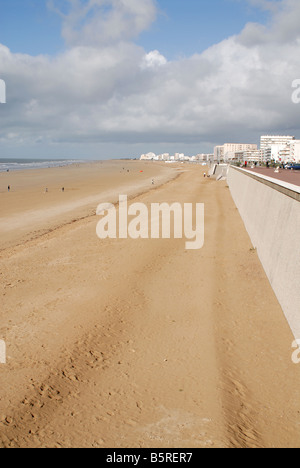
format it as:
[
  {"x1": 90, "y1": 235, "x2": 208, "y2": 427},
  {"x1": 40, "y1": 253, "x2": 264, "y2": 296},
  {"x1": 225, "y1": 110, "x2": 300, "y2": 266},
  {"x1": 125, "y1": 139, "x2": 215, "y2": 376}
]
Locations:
[
  {"x1": 62, "y1": 187, "x2": 65, "y2": 192},
  {"x1": 45, "y1": 187, "x2": 48, "y2": 193},
  {"x1": 204, "y1": 173, "x2": 206, "y2": 178},
  {"x1": 7, "y1": 185, "x2": 10, "y2": 192},
  {"x1": 152, "y1": 179, "x2": 154, "y2": 185}
]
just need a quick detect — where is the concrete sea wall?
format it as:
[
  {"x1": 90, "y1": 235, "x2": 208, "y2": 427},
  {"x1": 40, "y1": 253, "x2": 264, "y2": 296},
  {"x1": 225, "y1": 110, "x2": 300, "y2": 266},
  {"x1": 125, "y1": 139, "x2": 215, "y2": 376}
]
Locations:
[{"x1": 227, "y1": 166, "x2": 300, "y2": 339}]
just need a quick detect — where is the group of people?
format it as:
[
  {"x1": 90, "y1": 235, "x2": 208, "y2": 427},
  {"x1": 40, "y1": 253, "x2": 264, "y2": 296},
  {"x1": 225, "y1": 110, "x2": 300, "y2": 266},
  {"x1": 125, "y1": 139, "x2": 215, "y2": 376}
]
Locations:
[
  {"x1": 7, "y1": 186, "x2": 65, "y2": 193},
  {"x1": 45, "y1": 187, "x2": 65, "y2": 193}
]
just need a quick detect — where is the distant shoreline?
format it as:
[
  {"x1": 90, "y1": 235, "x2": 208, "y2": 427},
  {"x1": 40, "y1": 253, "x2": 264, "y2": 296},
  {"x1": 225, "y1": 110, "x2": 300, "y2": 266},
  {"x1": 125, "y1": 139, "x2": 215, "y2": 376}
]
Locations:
[
  {"x1": 0, "y1": 158, "x2": 145, "y2": 173},
  {"x1": 0, "y1": 158, "x2": 85, "y2": 173},
  {"x1": 0, "y1": 159, "x2": 178, "y2": 250}
]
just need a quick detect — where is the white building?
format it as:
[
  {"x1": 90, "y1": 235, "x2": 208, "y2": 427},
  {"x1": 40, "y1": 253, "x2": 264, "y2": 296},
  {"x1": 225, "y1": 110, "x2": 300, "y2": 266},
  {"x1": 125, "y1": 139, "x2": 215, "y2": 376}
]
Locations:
[
  {"x1": 214, "y1": 146, "x2": 224, "y2": 162},
  {"x1": 195, "y1": 153, "x2": 212, "y2": 162},
  {"x1": 161, "y1": 153, "x2": 170, "y2": 160},
  {"x1": 223, "y1": 143, "x2": 258, "y2": 161},
  {"x1": 290, "y1": 140, "x2": 300, "y2": 162},
  {"x1": 234, "y1": 150, "x2": 264, "y2": 163},
  {"x1": 260, "y1": 135, "x2": 295, "y2": 162},
  {"x1": 140, "y1": 152, "x2": 156, "y2": 160},
  {"x1": 214, "y1": 143, "x2": 257, "y2": 162}
]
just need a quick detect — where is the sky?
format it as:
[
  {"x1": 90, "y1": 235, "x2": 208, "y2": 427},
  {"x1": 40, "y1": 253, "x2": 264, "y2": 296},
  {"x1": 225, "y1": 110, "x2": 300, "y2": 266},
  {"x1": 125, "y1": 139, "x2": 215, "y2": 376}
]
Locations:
[{"x1": 0, "y1": 0, "x2": 299, "y2": 159}]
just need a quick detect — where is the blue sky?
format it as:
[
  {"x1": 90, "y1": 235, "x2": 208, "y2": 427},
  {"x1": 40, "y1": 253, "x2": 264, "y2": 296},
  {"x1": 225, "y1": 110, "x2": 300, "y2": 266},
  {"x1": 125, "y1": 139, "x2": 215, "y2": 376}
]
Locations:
[
  {"x1": 0, "y1": 0, "x2": 299, "y2": 160},
  {"x1": 139, "y1": 0, "x2": 270, "y2": 59},
  {"x1": 1, "y1": 0, "x2": 269, "y2": 58}
]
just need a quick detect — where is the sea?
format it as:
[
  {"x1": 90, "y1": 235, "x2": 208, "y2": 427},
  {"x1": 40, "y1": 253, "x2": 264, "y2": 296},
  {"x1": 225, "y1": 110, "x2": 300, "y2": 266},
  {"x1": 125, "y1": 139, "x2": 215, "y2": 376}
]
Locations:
[{"x1": 0, "y1": 158, "x2": 83, "y2": 173}]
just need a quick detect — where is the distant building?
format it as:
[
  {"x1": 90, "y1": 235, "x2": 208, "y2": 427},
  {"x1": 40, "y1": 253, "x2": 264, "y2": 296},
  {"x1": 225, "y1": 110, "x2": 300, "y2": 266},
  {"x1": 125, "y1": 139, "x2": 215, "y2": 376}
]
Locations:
[
  {"x1": 234, "y1": 150, "x2": 264, "y2": 163},
  {"x1": 260, "y1": 135, "x2": 295, "y2": 162},
  {"x1": 195, "y1": 153, "x2": 212, "y2": 162},
  {"x1": 140, "y1": 152, "x2": 156, "y2": 160},
  {"x1": 223, "y1": 143, "x2": 258, "y2": 161},
  {"x1": 214, "y1": 143, "x2": 257, "y2": 162},
  {"x1": 214, "y1": 146, "x2": 224, "y2": 162},
  {"x1": 290, "y1": 140, "x2": 300, "y2": 162},
  {"x1": 161, "y1": 153, "x2": 170, "y2": 160}
]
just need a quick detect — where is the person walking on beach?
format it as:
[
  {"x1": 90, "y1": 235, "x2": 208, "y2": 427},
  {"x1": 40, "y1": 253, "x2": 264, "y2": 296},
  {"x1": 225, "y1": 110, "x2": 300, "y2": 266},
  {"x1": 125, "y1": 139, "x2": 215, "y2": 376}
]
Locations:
[{"x1": 7, "y1": 185, "x2": 10, "y2": 192}]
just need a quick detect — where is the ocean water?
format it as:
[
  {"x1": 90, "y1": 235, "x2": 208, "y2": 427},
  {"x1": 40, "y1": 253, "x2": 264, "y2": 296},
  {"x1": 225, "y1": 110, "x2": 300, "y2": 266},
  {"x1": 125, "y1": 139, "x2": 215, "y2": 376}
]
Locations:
[{"x1": 0, "y1": 158, "x2": 82, "y2": 173}]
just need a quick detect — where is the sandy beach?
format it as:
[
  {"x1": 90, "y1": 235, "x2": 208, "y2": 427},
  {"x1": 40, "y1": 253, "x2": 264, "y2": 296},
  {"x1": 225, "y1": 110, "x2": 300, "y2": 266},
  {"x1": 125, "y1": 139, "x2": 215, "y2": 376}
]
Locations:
[{"x1": 0, "y1": 160, "x2": 300, "y2": 448}]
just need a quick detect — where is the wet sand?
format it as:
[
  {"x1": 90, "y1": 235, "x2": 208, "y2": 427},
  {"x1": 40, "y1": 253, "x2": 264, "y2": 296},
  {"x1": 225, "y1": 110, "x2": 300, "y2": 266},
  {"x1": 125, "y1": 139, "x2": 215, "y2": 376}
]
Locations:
[
  {"x1": 0, "y1": 161, "x2": 300, "y2": 448},
  {"x1": 0, "y1": 160, "x2": 175, "y2": 250}
]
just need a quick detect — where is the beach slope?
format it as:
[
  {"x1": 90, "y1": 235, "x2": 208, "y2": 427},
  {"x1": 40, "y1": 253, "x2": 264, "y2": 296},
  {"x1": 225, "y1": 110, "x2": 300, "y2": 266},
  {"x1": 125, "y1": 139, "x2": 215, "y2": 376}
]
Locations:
[{"x1": 0, "y1": 162, "x2": 300, "y2": 448}]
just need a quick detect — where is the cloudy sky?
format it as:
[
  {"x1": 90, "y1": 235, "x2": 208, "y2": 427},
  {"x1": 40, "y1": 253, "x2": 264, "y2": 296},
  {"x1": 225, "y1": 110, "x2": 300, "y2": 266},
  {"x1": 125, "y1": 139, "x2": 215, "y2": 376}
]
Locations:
[{"x1": 0, "y1": 0, "x2": 299, "y2": 159}]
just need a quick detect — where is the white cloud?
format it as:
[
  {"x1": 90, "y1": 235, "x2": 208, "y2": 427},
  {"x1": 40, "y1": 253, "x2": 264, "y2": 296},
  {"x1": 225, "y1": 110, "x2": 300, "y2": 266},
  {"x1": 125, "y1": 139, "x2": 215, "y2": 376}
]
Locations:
[
  {"x1": 47, "y1": 0, "x2": 157, "y2": 47},
  {"x1": 0, "y1": 0, "x2": 300, "y2": 157},
  {"x1": 141, "y1": 50, "x2": 167, "y2": 69}
]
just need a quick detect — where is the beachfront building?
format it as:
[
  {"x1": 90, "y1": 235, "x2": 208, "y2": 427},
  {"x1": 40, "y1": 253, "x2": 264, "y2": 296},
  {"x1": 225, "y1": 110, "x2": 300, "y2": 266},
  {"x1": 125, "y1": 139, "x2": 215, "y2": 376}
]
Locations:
[
  {"x1": 214, "y1": 146, "x2": 224, "y2": 163},
  {"x1": 161, "y1": 153, "x2": 170, "y2": 161},
  {"x1": 174, "y1": 153, "x2": 185, "y2": 161},
  {"x1": 140, "y1": 152, "x2": 213, "y2": 163},
  {"x1": 260, "y1": 135, "x2": 295, "y2": 162},
  {"x1": 234, "y1": 150, "x2": 264, "y2": 163},
  {"x1": 290, "y1": 140, "x2": 300, "y2": 162},
  {"x1": 214, "y1": 143, "x2": 258, "y2": 162},
  {"x1": 140, "y1": 152, "x2": 156, "y2": 160},
  {"x1": 195, "y1": 153, "x2": 213, "y2": 162},
  {"x1": 278, "y1": 146, "x2": 291, "y2": 163},
  {"x1": 223, "y1": 143, "x2": 258, "y2": 161}
]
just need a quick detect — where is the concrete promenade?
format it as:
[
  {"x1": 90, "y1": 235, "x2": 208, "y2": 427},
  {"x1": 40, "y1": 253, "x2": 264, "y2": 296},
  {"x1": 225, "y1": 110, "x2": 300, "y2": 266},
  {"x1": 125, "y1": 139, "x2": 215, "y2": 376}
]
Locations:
[
  {"x1": 246, "y1": 167, "x2": 300, "y2": 187},
  {"x1": 227, "y1": 166, "x2": 300, "y2": 340}
]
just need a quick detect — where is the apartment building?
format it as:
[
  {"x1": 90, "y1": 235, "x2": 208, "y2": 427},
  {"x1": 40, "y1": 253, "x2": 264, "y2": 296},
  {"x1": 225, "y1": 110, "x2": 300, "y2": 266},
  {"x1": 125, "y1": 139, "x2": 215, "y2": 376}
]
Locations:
[
  {"x1": 214, "y1": 143, "x2": 258, "y2": 162},
  {"x1": 260, "y1": 135, "x2": 295, "y2": 162},
  {"x1": 290, "y1": 140, "x2": 300, "y2": 162}
]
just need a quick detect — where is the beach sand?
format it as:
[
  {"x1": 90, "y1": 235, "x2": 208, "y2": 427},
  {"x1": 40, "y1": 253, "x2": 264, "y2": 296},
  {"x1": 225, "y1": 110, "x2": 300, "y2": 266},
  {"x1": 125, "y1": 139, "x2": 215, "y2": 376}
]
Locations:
[
  {"x1": 0, "y1": 160, "x2": 176, "y2": 250},
  {"x1": 0, "y1": 160, "x2": 300, "y2": 448}
]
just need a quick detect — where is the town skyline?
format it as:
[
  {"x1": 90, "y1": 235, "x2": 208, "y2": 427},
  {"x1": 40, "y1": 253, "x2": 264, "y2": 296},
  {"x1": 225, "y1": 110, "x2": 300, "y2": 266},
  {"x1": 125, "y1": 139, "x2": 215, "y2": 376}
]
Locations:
[
  {"x1": 140, "y1": 134, "x2": 300, "y2": 164},
  {"x1": 1, "y1": 1, "x2": 300, "y2": 160}
]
